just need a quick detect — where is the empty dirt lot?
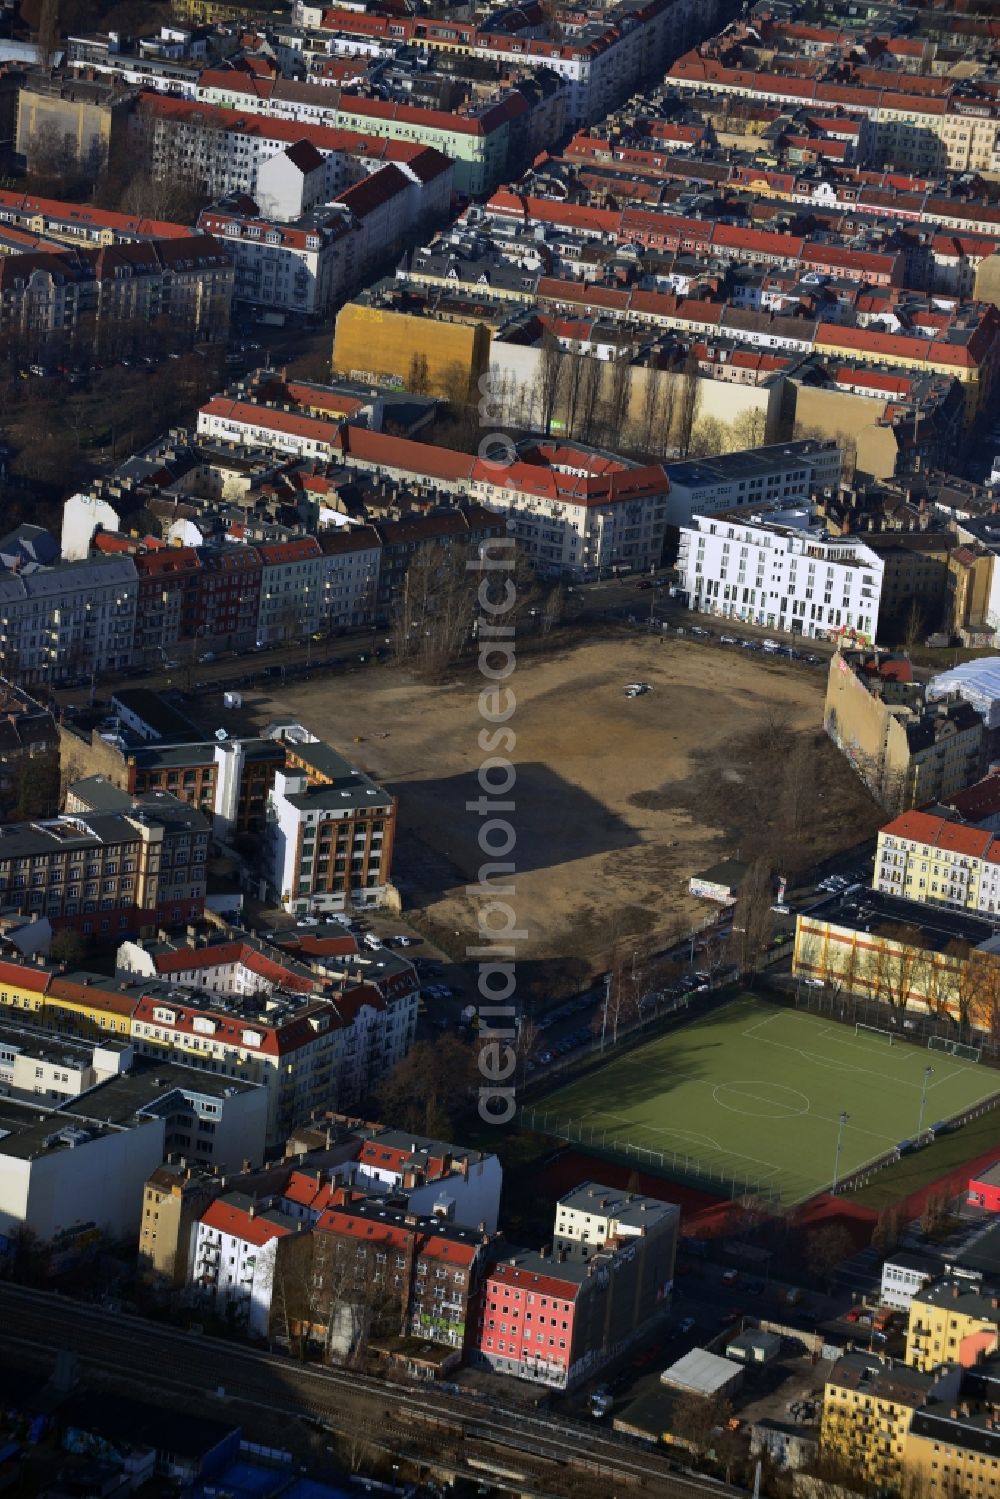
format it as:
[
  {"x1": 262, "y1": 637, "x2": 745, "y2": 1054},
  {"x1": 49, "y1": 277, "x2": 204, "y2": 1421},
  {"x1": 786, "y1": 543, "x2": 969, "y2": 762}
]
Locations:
[{"x1": 258, "y1": 635, "x2": 878, "y2": 979}]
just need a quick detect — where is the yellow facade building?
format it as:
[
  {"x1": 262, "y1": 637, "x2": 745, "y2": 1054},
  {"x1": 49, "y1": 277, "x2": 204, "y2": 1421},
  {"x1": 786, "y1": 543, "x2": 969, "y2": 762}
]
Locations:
[
  {"x1": 332, "y1": 297, "x2": 494, "y2": 398},
  {"x1": 825, "y1": 649, "x2": 984, "y2": 812},
  {"x1": 906, "y1": 1279, "x2": 1000, "y2": 1374},
  {"x1": 821, "y1": 1351, "x2": 936, "y2": 1492}
]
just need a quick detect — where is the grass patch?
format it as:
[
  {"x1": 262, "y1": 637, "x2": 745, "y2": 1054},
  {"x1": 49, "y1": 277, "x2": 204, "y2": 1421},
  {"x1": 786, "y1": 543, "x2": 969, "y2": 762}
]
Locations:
[{"x1": 845, "y1": 1106, "x2": 1000, "y2": 1210}]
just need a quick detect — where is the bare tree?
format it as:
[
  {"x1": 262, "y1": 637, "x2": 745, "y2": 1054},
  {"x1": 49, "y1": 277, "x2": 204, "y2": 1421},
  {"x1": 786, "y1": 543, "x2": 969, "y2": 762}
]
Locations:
[
  {"x1": 576, "y1": 353, "x2": 603, "y2": 445},
  {"x1": 636, "y1": 365, "x2": 675, "y2": 457},
  {"x1": 390, "y1": 542, "x2": 475, "y2": 680},
  {"x1": 902, "y1": 597, "x2": 925, "y2": 652},
  {"x1": 732, "y1": 856, "x2": 774, "y2": 982},
  {"x1": 687, "y1": 414, "x2": 728, "y2": 458},
  {"x1": 805, "y1": 1224, "x2": 854, "y2": 1289},
  {"x1": 670, "y1": 1390, "x2": 733, "y2": 1459},
  {"x1": 562, "y1": 347, "x2": 586, "y2": 439},
  {"x1": 535, "y1": 330, "x2": 564, "y2": 437},
  {"x1": 600, "y1": 356, "x2": 632, "y2": 449},
  {"x1": 36, "y1": 0, "x2": 60, "y2": 68},
  {"x1": 675, "y1": 349, "x2": 702, "y2": 459},
  {"x1": 729, "y1": 407, "x2": 767, "y2": 451},
  {"x1": 407, "y1": 352, "x2": 430, "y2": 396}
]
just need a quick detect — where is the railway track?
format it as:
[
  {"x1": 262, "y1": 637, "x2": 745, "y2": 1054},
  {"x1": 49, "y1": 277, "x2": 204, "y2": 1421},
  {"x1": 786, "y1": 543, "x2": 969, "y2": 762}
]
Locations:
[{"x1": 0, "y1": 1284, "x2": 744, "y2": 1498}]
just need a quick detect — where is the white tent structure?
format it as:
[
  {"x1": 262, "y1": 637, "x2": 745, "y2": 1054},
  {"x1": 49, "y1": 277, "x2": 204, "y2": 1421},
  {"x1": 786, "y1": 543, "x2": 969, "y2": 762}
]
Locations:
[{"x1": 927, "y1": 658, "x2": 1000, "y2": 731}]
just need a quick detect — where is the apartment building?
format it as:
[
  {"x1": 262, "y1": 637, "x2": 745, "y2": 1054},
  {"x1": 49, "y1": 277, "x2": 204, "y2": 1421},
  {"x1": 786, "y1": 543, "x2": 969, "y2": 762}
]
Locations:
[
  {"x1": 132, "y1": 93, "x2": 452, "y2": 228},
  {"x1": 317, "y1": 527, "x2": 381, "y2": 629},
  {"x1": 139, "y1": 1159, "x2": 222, "y2": 1286},
  {"x1": 875, "y1": 810, "x2": 1000, "y2": 917},
  {"x1": 825, "y1": 650, "x2": 984, "y2": 812},
  {"x1": 0, "y1": 681, "x2": 58, "y2": 821},
  {"x1": 907, "y1": 1278, "x2": 1000, "y2": 1373},
  {"x1": 0, "y1": 1058, "x2": 266, "y2": 1243},
  {"x1": 476, "y1": 1183, "x2": 678, "y2": 1388},
  {"x1": 821, "y1": 1341, "x2": 1000, "y2": 1496},
  {"x1": 0, "y1": 794, "x2": 208, "y2": 938},
  {"x1": 663, "y1": 441, "x2": 842, "y2": 529},
  {"x1": 314, "y1": 0, "x2": 713, "y2": 129},
  {"x1": 666, "y1": 42, "x2": 1000, "y2": 177},
  {"x1": 312, "y1": 1191, "x2": 494, "y2": 1355},
  {"x1": 820, "y1": 1351, "x2": 939, "y2": 1492},
  {"x1": 198, "y1": 196, "x2": 353, "y2": 316},
  {"x1": 334, "y1": 427, "x2": 671, "y2": 578},
  {"x1": 349, "y1": 1129, "x2": 503, "y2": 1235},
  {"x1": 196, "y1": 546, "x2": 263, "y2": 652},
  {"x1": 0, "y1": 1024, "x2": 129, "y2": 1105},
  {"x1": 191, "y1": 1191, "x2": 308, "y2": 1337},
  {"x1": 257, "y1": 537, "x2": 324, "y2": 643},
  {"x1": 16, "y1": 75, "x2": 133, "y2": 177},
  {"x1": 129, "y1": 978, "x2": 415, "y2": 1145},
  {"x1": 677, "y1": 505, "x2": 883, "y2": 641},
  {"x1": 264, "y1": 724, "x2": 395, "y2": 915},
  {"x1": 0, "y1": 555, "x2": 137, "y2": 686},
  {"x1": 133, "y1": 547, "x2": 201, "y2": 662},
  {"x1": 0, "y1": 236, "x2": 232, "y2": 363},
  {"x1": 0, "y1": 944, "x2": 416, "y2": 1149},
  {"x1": 372, "y1": 508, "x2": 506, "y2": 617},
  {"x1": 196, "y1": 65, "x2": 521, "y2": 196}
]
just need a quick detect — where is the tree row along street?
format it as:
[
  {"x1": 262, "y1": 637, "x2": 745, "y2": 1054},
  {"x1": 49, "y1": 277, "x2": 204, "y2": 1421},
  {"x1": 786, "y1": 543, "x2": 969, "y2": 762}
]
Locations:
[{"x1": 0, "y1": 1284, "x2": 746, "y2": 1498}]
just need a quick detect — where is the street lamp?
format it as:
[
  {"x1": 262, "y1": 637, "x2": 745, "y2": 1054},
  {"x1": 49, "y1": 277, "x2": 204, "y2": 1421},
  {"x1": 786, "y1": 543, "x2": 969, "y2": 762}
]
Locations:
[
  {"x1": 832, "y1": 1110, "x2": 849, "y2": 1192},
  {"x1": 917, "y1": 1066, "x2": 934, "y2": 1140},
  {"x1": 600, "y1": 971, "x2": 611, "y2": 1053}
]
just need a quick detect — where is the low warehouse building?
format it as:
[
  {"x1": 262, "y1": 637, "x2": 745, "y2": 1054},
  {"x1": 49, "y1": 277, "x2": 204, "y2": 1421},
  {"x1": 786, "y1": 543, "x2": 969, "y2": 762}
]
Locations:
[
  {"x1": 727, "y1": 1329, "x2": 782, "y2": 1365},
  {"x1": 660, "y1": 1348, "x2": 744, "y2": 1400}
]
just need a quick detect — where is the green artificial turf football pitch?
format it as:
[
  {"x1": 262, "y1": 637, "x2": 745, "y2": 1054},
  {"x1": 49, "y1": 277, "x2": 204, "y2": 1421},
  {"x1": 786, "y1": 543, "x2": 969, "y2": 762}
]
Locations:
[{"x1": 525, "y1": 995, "x2": 1000, "y2": 1204}]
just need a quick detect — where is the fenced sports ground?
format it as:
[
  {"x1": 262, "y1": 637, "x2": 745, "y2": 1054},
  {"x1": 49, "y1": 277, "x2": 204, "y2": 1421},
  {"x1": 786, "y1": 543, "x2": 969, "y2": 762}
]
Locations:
[{"x1": 521, "y1": 996, "x2": 1000, "y2": 1205}]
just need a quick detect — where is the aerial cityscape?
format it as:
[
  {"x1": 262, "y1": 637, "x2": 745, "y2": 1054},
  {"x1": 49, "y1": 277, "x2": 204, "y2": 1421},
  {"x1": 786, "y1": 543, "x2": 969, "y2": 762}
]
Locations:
[{"x1": 6, "y1": 0, "x2": 1000, "y2": 1495}]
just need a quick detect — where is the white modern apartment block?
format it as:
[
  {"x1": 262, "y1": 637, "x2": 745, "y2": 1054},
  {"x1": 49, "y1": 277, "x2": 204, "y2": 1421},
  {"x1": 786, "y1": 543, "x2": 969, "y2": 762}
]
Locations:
[
  {"x1": 677, "y1": 505, "x2": 883, "y2": 641},
  {"x1": 0, "y1": 1062, "x2": 266, "y2": 1242},
  {"x1": 0, "y1": 1033, "x2": 130, "y2": 1105},
  {"x1": 663, "y1": 440, "x2": 842, "y2": 529}
]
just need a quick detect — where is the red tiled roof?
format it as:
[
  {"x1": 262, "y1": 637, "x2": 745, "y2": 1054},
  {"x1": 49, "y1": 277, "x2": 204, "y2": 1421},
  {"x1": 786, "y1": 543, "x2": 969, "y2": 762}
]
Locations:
[
  {"x1": 257, "y1": 538, "x2": 323, "y2": 565},
  {"x1": 880, "y1": 810, "x2": 994, "y2": 859},
  {"x1": 151, "y1": 940, "x2": 317, "y2": 994},
  {"x1": 486, "y1": 1259, "x2": 581, "y2": 1300},
  {"x1": 202, "y1": 1198, "x2": 294, "y2": 1247},
  {"x1": 48, "y1": 976, "x2": 139, "y2": 1018},
  {"x1": 945, "y1": 773, "x2": 1000, "y2": 824},
  {"x1": 282, "y1": 1171, "x2": 333, "y2": 1213},
  {"x1": 200, "y1": 397, "x2": 341, "y2": 445},
  {"x1": 315, "y1": 1204, "x2": 479, "y2": 1264},
  {"x1": 0, "y1": 958, "x2": 50, "y2": 993}
]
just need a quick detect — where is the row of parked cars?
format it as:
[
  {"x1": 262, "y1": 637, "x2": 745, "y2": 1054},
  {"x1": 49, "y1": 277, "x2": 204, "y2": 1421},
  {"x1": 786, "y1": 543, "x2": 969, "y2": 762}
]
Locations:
[
  {"x1": 536, "y1": 994, "x2": 595, "y2": 1030},
  {"x1": 701, "y1": 629, "x2": 823, "y2": 664},
  {"x1": 530, "y1": 1025, "x2": 595, "y2": 1069}
]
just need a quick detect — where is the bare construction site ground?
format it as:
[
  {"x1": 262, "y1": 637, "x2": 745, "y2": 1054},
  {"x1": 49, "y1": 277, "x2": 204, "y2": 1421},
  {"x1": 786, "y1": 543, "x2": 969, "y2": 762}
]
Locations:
[{"x1": 259, "y1": 635, "x2": 879, "y2": 981}]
